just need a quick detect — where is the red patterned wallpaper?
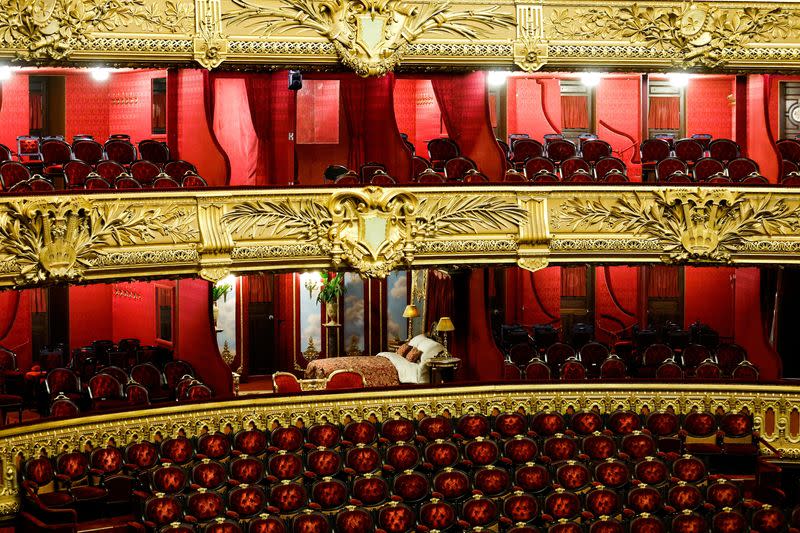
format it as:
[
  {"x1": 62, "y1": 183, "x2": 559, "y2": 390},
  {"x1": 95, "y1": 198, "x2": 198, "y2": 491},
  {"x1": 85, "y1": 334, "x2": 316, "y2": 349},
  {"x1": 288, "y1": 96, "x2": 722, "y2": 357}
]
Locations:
[
  {"x1": 65, "y1": 75, "x2": 110, "y2": 141},
  {"x1": 686, "y1": 77, "x2": 735, "y2": 140},
  {"x1": 507, "y1": 77, "x2": 562, "y2": 142},
  {"x1": 108, "y1": 69, "x2": 168, "y2": 144},
  {"x1": 0, "y1": 75, "x2": 29, "y2": 150},
  {"x1": 595, "y1": 266, "x2": 639, "y2": 344},
  {"x1": 596, "y1": 77, "x2": 642, "y2": 181},
  {"x1": 393, "y1": 79, "x2": 417, "y2": 152},
  {"x1": 213, "y1": 78, "x2": 257, "y2": 186}
]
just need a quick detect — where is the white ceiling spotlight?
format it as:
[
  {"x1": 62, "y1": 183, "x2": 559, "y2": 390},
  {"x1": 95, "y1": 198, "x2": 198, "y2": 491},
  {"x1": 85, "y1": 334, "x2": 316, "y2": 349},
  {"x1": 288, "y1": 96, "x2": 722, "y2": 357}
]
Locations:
[
  {"x1": 487, "y1": 71, "x2": 511, "y2": 88},
  {"x1": 90, "y1": 67, "x2": 111, "y2": 82},
  {"x1": 667, "y1": 72, "x2": 691, "y2": 88},
  {"x1": 579, "y1": 72, "x2": 603, "y2": 87}
]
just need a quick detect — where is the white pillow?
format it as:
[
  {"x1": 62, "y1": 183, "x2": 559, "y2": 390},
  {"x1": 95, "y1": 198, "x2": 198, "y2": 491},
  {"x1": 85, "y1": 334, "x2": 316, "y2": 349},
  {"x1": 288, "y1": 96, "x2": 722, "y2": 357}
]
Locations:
[
  {"x1": 419, "y1": 341, "x2": 445, "y2": 365},
  {"x1": 416, "y1": 337, "x2": 439, "y2": 353},
  {"x1": 408, "y1": 334, "x2": 428, "y2": 348}
]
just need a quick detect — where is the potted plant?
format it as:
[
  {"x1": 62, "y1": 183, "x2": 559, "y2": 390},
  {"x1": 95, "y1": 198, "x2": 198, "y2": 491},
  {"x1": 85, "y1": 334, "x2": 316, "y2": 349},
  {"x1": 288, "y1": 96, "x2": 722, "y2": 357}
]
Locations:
[
  {"x1": 212, "y1": 282, "x2": 232, "y2": 329},
  {"x1": 316, "y1": 272, "x2": 345, "y2": 325}
]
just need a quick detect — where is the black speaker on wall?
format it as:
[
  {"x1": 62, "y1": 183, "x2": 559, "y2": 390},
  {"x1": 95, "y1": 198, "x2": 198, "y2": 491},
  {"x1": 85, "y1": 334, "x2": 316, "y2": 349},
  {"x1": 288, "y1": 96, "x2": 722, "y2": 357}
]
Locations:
[{"x1": 288, "y1": 70, "x2": 302, "y2": 91}]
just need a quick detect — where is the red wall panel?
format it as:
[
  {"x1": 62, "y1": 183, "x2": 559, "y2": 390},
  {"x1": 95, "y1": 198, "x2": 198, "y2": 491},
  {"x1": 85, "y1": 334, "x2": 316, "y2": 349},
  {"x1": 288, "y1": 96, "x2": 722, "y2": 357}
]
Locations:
[
  {"x1": 507, "y1": 77, "x2": 562, "y2": 142},
  {"x1": 393, "y1": 79, "x2": 443, "y2": 159},
  {"x1": 518, "y1": 266, "x2": 561, "y2": 327},
  {"x1": 112, "y1": 281, "x2": 156, "y2": 345},
  {"x1": 595, "y1": 266, "x2": 639, "y2": 344},
  {"x1": 686, "y1": 77, "x2": 734, "y2": 140},
  {"x1": 0, "y1": 291, "x2": 32, "y2": 370},
  {"x1": 69, "y1": 284, "x2": 113, "y2": 348},
  {"x1": 296, "y1": 98, "x2": 349, "y2": 184},
  {"x1": 213, "y1": 78, "x2": 258, "y2": 186},
  {"x1": 0, "y1": 75, "x2": 29, "y2": 150},
  {"x1": 108, "y1": 69, "x2": 168, "y2": 144},
  {"x1": 65, "y1": 75, "x2": 109, "y2": 142},
  {"x1": 596, "y1": 77, "x2": 642, "y2": 181},
  {"x1": 735, "y1": 268, "x2": 780, "y2": 380},
  {"x1": 684, "y1": 267, "x2": 735, "y2": 339},
  {"x1": 747, "y1": 75, "x2": 780, "y2": 182},
  {"x1": 393, "y1": 79, "x2": 417, "y2": 153}
]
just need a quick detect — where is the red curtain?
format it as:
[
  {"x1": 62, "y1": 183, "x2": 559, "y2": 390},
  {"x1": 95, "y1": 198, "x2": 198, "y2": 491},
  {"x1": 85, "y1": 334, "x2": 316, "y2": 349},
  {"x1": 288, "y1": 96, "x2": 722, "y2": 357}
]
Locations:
[
  {"x1": 431, "y1": 73, "x2": 506, "y2": 180},
  {"x1": 247, "y1": 273, "x2": 273, "y2": 302},
  {"x1": 561, "y1": 95, "x2": 589, "y2": 130},
  {"x1": 29, "y1": 93, "x2": 42, "y2": 131},
  {"x1": 647, "y1": 266, "x2": 680, "y2": 297},
  {"x1": 242, "y1": 72, "x2": 296, "y2": 185},
  {"x1": 425, "y1": 270, "x2": 454, "y2": 334},
  {"x1": 648, "y1": 96, "x2": 680, "y2": 130},
  {"x1": 561, "y1": 266, "x2": 587, "y2": 297},
  {"x1": 0, "y1": 291, "x2": 20, "y2": 342},
  {"x1": 340, "y1": 74, "x2": 412, "y2": 180}
]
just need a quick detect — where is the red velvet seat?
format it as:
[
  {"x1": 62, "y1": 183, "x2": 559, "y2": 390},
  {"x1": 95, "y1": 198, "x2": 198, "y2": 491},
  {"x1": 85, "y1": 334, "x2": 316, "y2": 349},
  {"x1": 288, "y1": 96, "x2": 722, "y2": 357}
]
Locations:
[
  {"x1": 560, "y1": 156, "x2": 590, "y2": 179},
  {"x1": 28, "y1": 176, "x2": 55, "y2": 191},
  {"x1": 682, "y1": 343, "x2": 711, "y2": 368},
  {"x1": 0, "y1": 161, "x2": 31, "y2": 189},
  {"x1": 126, "y1": 383, "x2": 150, "y2": 406},
  {"x1": 693, "y1": 157, "x2": 725, "y2": 181},
  {"x1": 325, "y1": 370, "x2": 364, "y2": 390},
  {"x1": 502, "y1": 169, "x2": 527, "y2": 182},
  {"x1": 424, "y1": 441, "x2": 460, "y2": 469},
  {"x1": 130, "y1": 160, "x2": 161, "y2": 186},
  {"x1": 64, "y1": 160, "x2": 93, "y2": 188},
  {"x1": 586, "y1": 487, "x2": 621, "y2": 517},
  {"x1": 709, "y1": 138, "x2": 740, "y2": 162},
  {"x1": 87, "y1": 373, "x2": 125, "y2": 410},
  {"x1": 73, "y1": 139, "x2": 104, "y2": 164},
  {"x1": 581, "y1": 139, "x2": 612, "y2": 163},
  {"x1": 655, "y1": 359, "x2": 683, "y2": 380},
  {"x1": 559, "y1": 358, "x2": 586, "y2": 380},
  {"x1": 141, "y1": 493, "x2": 185, "y2": 530},
  {"x1": 197, "y1": 432, "x2": 232, "y2": 461},
  {"x1": 411, "y1": 156, "x2": 430, "y2": 176},
  {"x1": 428, "y1": 138, "x2": 460, "y2": 171},
  {"x1": 228, "y1": 484, "x2": 267, "y2": 518},
  {"x1": 620, "y1": 431, "x2": 656, "y2": 460},
  {"x1": 161, "y1": 436, "x2": 195, "y2": 466},
  {"x1": 571, "y1": 410, "x2": 604, "y2": 435},
  {"x1": 0, "y1": 144, "x2": 12, "y2": 162},
  {"x1": 464, "y1": 439, "x2": 500, "y2": 467},
  {"x1": 384, "y1": 443, "x2": 419, "y2": 472},
  {"x1": 182, "y1": 172, "x2": 208, "y2": 187},
  {"x1": 418, "y1": 415, "x2": 453, "y2": 440},
  {"x1": 369, "y1": 170, "x2": 396, "y2": 185},
  {"x1": 104, "y1": 139, "x2": 136, "y2": 164},
  {"x1": 95, "y1": 160, "x2": 126, "y2": 182},
  {"x1": 456, "y1": 413, "x2": 490, "y2": 439},
  {"x1": 345, "y1": 446, "x2": 381, "y2": 475},
  {"x1": 150, "y1": 464, "x2": 189, "y2": 493},
  {"x1": 461, "y1": 496, "x2": 498, "y2": 528},
  {"x1": 45, "y1": 368, "x2": 81, "y2": 401},
  {"x1": 512, "y1": 138, "x2": 544, "y2": 168},
  {"x1": 131, "y1": 362, "x2": 168, "y2": 401},
  {"x1": 418, "y1": 500, "x2": 456, "y2": 531},
  {"x1": 186, "y1": 490, "x2": 227, "y2": 523},
  {"x1": 546, "y1": 139, "x2": 577, "y2": 162},
  {"x1": 464, "y1": 169, "x2": 490, "y2": 182},
  {"x1": 524, "y1": 156, "x2": 557, "y2": 177},
  {"x1": 164, "y1": 160, "x2": 197, "y2": 180},
  {"x1": 153, "y1": 175, "x2": 181, "y2": 188},
  {"x1": 655, "y1": 157, "x2": 687, "y2": 181},
  {"x1": 594, "y1": 156, "x2": 626, "y2": 179},
  {"x1": 726, "y1": 157, "x2": 759, "y2": 181},
  {"x1": 524, "y1": 357, "x2": 551, "y2": 381},
  {"x1": 599, "y1": 354, "x2": 626, "y2": 378},
  {"x1": 124, "y1": 440, "x2": 160, "y2": 477},
  {"x1": 229, "y1": 456, "x2": 265, "y2": 484},
  {"x1": 164, "y1": 360, "x2": 194, "y2": 390},
  {"x1": 640, "y1": 138, "x2": 671, "y2": 165},
  {"x1": 627, "y1": 484, "x2": 662, "y2": 514},
  {"x1": 270, "y1": 482, "x2": 307, "y2": 513},
  {"x1": 56, "y1": 451, "x2": 109, "y2": 507},
  {"x1": 114, "y1": 174, "x2": 142, "y2": 189},
  {"x1": 307, "y1": 423, "x2": 340, "y2": 448},
  {"x1": 359, "y1": 162, "x2": 387, "y2": 182},
  {"x1": 666, "y1": 171, "x2": 693, "y2": 183},
  {"x1": 742, "y1": 173, "x2": 769, "y2": 184},
  {"x1": 707, "y1": 172, "x2": 731, "y2": 184},
  {"x1": 415, "y1": 168, "x2": 445, "y2": 183},
  {"x1": 494, "y1": 412, "x2": 527, "y2": 438},
  {"x1": 531, "y1": 411, "x2": 566, "y2": 437},
  {"x1": 504, "y1": 436, "x2": 539, "y2": 464},
  {"x1": 233, "y1": 428, "x2": 268, "y2": 457},
  {"x1": 564, "y1": 168, "x2": 593, "y2": 182},
  {"x1": 49, "y1": 394, "x2": 79, "y2": 417},
  {"x1": 40, "y1": 139, "x2": 72, "y2": 173},
  {"x1": 183, "y1": 382, "x2": 212, "y2": 401},
  {"x1": 602, "y1": 169, "x2": 628, "y2": 183},
  {"x1": 191, "y1": 461, "x2": 227, "y2": 491},
  {"x1": 546, "y1": 342, "x2": 576, "y2": 371},
  {"x1": 634, "y1": 457, "x2": 669, "y2": 486},
  {"x1": 84, "y1": 175, "x2": 112, "y2": 189},
  {"x1": 17, "y1": 136, "x2": 41, "y2": 162},
  {"x1": 381, "y1": 417, "x2": 415, "y2": 443},
  {"x1": 444, "y1": 156, "x2": 476, "y2": 181},
  {"x1": 675, "y1": 138, "x2": 704, "y2": 163},
  {"x1": 543, "y1": 434, "x2": 578, "y2": 462},
  {"x1": 138, "y1": 140, "x2": 170, "y2": 165},
  {"x1": 543, "y1": 490, "x2": 581, "y2": 522},
  {"x1": 556, "y1": 461, "x2": 591, "y2": 491},
  {"x1": 272, "y1": 425, "x2": 305, "y2": 452},
  {"x1": 732, "y1": 360, "x2": 759, "y2": 382},
  {"x1": 695, "y1": 358, "x2": 722, "y2": 380},
  {"x1": 716, "y1": 343, "x2": 747, "y2": 374}
]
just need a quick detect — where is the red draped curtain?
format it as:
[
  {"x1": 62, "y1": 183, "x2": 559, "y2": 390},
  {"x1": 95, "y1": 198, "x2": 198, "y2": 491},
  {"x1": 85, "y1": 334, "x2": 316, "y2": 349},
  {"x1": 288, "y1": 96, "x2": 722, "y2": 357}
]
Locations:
[
  {"x1": 648, "y1": 96, "x2": 680, "y2": 130},
  {"x1": 247, "y1": 273, "x2": 273, "y2": 302},
  {"x1": 647, "y1": 266, "x2": 680, "y2": 297},
  {"x1": 29, "y1": 93, "x2": 42, "y2": 131},
  {"x1": 561, "y1": 95, "x2": 589, "y2": 130},
  {"x1": 340, "y1": 74, "x2": 412, "y2": 180},
  {"x1": 431, "y1": 73, "x2": 507, "y2": 180},
  {"x1": 0, "y1": 291, "x2": 20, "y2": 342},
  {"x1": 425, "y1": 270, "x2": 454, "y2": 335},
  {"x1": 561, "y1": 266, "x2": 587, "y2": 297}
]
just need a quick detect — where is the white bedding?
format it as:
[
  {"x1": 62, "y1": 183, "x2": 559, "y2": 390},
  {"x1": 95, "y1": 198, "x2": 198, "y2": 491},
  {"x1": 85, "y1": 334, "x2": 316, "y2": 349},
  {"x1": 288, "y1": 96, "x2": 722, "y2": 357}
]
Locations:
[{"x1": 377, "y1": 334, "x2": 445, "y2": 384}]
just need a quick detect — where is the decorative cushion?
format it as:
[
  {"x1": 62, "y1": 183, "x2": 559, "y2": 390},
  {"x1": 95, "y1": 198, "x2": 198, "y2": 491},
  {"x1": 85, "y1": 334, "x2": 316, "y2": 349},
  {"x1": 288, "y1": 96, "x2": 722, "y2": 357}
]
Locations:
[
  {"x1": 396, "y1": 343, "x2": 411, "y2": 357},
  {"x1": 405, "y1": 348, "x2": 422, "y2": 363}
]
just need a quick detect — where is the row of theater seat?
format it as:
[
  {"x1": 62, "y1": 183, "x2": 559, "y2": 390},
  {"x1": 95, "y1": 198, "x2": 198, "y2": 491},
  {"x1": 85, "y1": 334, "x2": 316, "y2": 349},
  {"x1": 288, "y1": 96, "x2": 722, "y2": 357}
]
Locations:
[
  {"x1": 11, "y1": 135, "x2": 172, "y2": 166},
  {"x1": 19, "y1": 410, "x2": 782, "y2": 533}
]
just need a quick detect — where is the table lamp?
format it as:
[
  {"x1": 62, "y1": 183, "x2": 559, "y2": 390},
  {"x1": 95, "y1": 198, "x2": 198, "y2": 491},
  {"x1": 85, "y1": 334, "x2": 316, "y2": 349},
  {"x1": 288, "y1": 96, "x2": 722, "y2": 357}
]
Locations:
[
  {"x1": 436, "y1": 316, "x2": 455, "y2": 358},
  {"x1": 402, "y1": 304, "x2": 419, "y2": 340}
]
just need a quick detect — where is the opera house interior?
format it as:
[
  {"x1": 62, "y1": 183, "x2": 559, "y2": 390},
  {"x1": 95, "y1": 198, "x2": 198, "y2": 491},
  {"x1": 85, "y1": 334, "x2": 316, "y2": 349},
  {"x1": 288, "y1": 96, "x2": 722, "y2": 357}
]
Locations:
[{"x1": 5, "y1": 0, "x2": 800, "y2": 532}]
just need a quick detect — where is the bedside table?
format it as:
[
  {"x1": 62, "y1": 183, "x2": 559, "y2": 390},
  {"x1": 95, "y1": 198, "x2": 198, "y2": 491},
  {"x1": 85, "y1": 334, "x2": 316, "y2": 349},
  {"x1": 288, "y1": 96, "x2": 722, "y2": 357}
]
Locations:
[{"x1": 427, "y1": 356, "x2": 460, "y2": 385}]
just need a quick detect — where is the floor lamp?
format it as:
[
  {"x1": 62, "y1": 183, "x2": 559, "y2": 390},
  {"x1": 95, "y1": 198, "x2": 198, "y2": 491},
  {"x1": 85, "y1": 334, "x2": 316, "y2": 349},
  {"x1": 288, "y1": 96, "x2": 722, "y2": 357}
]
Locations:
[{"x1": 403, "y1": 304, "x2": 419, "y2": 340}]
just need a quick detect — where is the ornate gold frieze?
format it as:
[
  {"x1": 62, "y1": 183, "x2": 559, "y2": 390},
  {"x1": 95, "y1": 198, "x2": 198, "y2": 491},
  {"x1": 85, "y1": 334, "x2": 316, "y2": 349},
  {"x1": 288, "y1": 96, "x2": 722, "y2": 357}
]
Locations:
[
  {"x1": 0, "y1": 382, "x2": 798, "y2": 517},
  {"x1": 2, "y1": 186, "x2": 800, "y2": 288},
  {"x1": 1, "y1": 0, "x2": 800, "y2": 73}
]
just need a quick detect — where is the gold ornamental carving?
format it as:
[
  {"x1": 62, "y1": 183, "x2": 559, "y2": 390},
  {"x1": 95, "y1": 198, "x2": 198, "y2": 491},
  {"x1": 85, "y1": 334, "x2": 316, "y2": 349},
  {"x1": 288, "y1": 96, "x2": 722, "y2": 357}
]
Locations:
[
  {"x1": 221, "y1": 0, "x2": 516, "y2": 76},
  {"x1": 549, "y1": 2, "x2": 800, "y2": 69},
  {"x1": 0, "y1": 199, "x2": 196, "y2": 286},
  {"x1": 551, "y1": 188, "x2": 800, "y2": 264}
]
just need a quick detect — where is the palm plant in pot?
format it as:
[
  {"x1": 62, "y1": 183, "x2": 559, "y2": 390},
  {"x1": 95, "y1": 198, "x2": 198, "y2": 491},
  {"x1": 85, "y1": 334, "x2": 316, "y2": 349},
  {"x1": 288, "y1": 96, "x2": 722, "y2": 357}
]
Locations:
[
  {"x1": 316, "y1": 272, "x2": 345, "y2": 325},
  {"x1": 212, "y1": 282, "x2": 232, "y2": 329}
]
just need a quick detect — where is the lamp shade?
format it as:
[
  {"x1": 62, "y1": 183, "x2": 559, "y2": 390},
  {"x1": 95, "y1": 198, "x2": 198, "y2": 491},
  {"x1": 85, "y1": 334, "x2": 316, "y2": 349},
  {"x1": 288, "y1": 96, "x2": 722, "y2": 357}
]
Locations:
[
  {"x1": 437, "y1": 317, "x2": 455, "y2": 332},
  {"x1": 402, "y1": 304, "x2": 419, "y2": 318}
]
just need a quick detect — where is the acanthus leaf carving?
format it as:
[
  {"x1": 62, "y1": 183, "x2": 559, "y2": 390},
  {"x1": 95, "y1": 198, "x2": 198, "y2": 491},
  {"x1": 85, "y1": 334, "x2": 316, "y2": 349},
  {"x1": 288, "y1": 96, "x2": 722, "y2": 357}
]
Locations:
[{"x1": 222, "y1": 0, "x2": 516, "y2": 76}]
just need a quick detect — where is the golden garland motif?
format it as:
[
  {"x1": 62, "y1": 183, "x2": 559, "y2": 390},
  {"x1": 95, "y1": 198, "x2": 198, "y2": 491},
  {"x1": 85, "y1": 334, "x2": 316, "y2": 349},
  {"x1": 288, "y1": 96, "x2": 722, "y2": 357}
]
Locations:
[
  {"x1": 551, "y1": 189, "x2": 800, "y2": 263},
  {"x1": 221, "y1": 0, "x2": 516, "y2": 76},
  {"x1": 549, "y1": 2, "x2": 800, "y2": 68}
]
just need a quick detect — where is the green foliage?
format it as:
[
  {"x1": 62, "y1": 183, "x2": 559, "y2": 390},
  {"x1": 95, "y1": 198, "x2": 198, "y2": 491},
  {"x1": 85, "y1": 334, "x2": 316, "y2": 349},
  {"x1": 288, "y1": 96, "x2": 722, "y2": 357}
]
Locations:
[
  {"x1": 316, "y1": 272, "x2": 345, "y2": 304},
  {"x1": 212, "y1": 283, "x2": 232, "y2": 302}
]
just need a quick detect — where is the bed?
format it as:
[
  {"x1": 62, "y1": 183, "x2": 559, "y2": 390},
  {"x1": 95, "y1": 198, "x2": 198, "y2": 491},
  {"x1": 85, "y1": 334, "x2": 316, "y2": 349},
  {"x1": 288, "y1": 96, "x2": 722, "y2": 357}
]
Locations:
[{"x1": 304, "y1": 334, "x2": 445, "y2": 387}]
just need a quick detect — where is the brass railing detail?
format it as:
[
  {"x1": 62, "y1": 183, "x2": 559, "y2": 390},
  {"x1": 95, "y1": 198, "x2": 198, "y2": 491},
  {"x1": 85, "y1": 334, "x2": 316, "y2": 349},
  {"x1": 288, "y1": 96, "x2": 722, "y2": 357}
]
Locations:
[
  {"x1": 1, "y1": 1, "x2": 799, "y2": 73},
  {"x1": 0, "y1": 382, "x2": 798, "y2": 516},
  {"x1": 0, "y1": 186, "x2": 797, "y2": 287}
]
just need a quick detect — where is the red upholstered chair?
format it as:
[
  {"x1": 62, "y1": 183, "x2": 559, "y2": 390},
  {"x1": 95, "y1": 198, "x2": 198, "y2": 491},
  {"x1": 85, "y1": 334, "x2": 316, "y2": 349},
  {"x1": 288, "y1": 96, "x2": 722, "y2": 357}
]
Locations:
[
  {"x1": 272, "y1": 371, "x2": 301, "y2": 393},
  {"x1": 546, "y1": 139, "x2": 577, "y2": 162},
  {"x1": 579, "y1": 342, "x2": 609, "y2": 374},
  {"x1": 183, "y1": 382, "x2": 212, "y2": 401},
  {"x1": 543, "y1": 490, "x2": 581, "y2": 523},
  {"x1": 502, "y1": 169, "x2": 527, "y2": 182},
  {"x1": 153, "y1": 175, "x2": 181, "y2": 188},
  {"x1": 182, "y1": 172, "x2": 207, "y2": 188},
  {"x1": 681, "y1": 343, "x2": 711, "y2": 369},
  {"x1": 350, "y1": 475, "x2": 389, "y2": 507},
  {"x1": 126, "y1": 383, "x2": 150, "y2": 406},
  {"x1": 22, "y1": 456, "x2": 76, "y2": 515},
  {"x1": 418, "y1": 501, "x2": 455, "y2": 532},
  {"x1": 581, "y1": 139, "x2": 612, "y2": 163},
  {"x1": 96, "y1": 160, "x2": 126, "y2": 182},
  {"x1": 674, "y1": 138, "x2": 704, "y2": 163},
  {"x1": 709, "y1": 138, "x2": 741, "y2": 162},
  {"x1": 716, "y1": 343, "x2": 747, "y2": 374},
  {"x1": 504, "y1": 436, "x2": 539, "y2": 464},
  {"x1": 49, "y1": 394, "x2": 79, "y2": 417},
  {"x1": 695, "y1": 358, "x2": 722, "y2": 380},
  {"x1": 586, "y1": 487, "x2": 622, "y2": 517},
  {"x1": 64, "y1": 160, "x2": 93, "y2": 188},
  {"x1": 45, "y1": 368, "x2": 81, "y2": 401},
  {"x1": 655, "y1": 157, "x2": 688, "y2": 181},
  {"x1": 160, "y1": 436, "x2": 194, "y2": 466},
  {"x1": 0, "y1": 144, "x2": 12, "y2": 162},
  {"x1": 114, "y1": 174, "x2": 142, "y2": 189},
  {"x1": 543, "y1": 434, "x2": 578, "y2": 462},
  {"x1": 7, "y1": 180, "x2": 30, "y2": 192},
  {"x1": 751, "y1": 505, "x2": 788, "y2": 533},
  {"x1": 196, "y1": 432, "x2": 231, "y2": 463},
  {"x1": 272, "y1": 425, "x2": 305, "y2": 452},
  {"x1": 307, "y1": 422, "x2": 340, "y2": 449},
  {"x1": 643, "y1": 342, "x2": 674, "y2": 368},
  {"x1": 741, "y1": 173, "x2": 769, "y2": 184},
  {"x1": 55, "y1": 451, "x2": 109, "y2": 507},
  {"x1": 331, "y1": 171, "x2": 358, "y2": 185},
  {"x1": 511, "y1": 138, "x2": 544, "y2": 168},
  {"x1": 418, "y1": 415, "x2": 452, "y2": 441},
  {"x1": 646, "y1": 411, "x2": 681, "y2": 452},
  {"x1": 104, "y1": 139, "x2": 136, "y2": 164},
  {"x1": 707, "y1": 172, "x2": 731, "y2": 184},
  {"x1": 560, "y1": 156, "x2": 590, "y2": 179},
  {"x1": 464, "y1": 169, "x2": 490, "y2": 183},
  {"x1": 191, "y1": 460, "x2": 227, "y2": 491},
  {"x1": 428, "y1": 138, "x2": 460, "y2": 170},
  {"x1": 532, "y1": 411, "x2": 566, "y2": 437},
  {"x1": 384, "y1": 443, "x2": 418, "y2": 472},
  {"x1": 72, "y1": 139, "x2": 104, "y2": 164},
  {"x1": 493, "y1": 412, "x2": 527, "y2": 439},
  {"x1": 524, "y1": 357, "x2": 551, "y2": 381},
  {"x1": 732, "y1": 360, "x2": 759, "y2": 382},
  {"x1": 444, "y1": 156, "x2": 476, "y2": 181},
  {"x1": 84, "y1": 175, "x2": 112, "y2": 190},
  {"x1": 457, "y1": 413, "x2": 490, "y2": 440},
  {"x1": 40, "y1": 139, "x2": 72, "y2": 172},
  {"x1": 602, "y1": 169, "x2": 629, "y2": 182},
  {"x1": 665, "y1": 170, "x2": 693, "y2": 183},
  {"x1": 555, "y1": 461, "x2": 591, "y2": 491},
  {"x1": 248, "y1": 515, "x2": 287, "y2": 533},
  {"x1": 634, "y1": 457, "x2": 669, "y2": 486},
  {"x1": 514, "y1": 463, "x2": 550, "y2": 494},
  {"x1": 461, "y1": 496, "x2": 499, "y2": 529},
  {"x1": 655, "y1": 360, "x2": 683, "y2": 380},
  {"x1": 546, "y1": 342, "x2": 576, "y2": 372},
  {"x1": 571, "y1": 410, "x2": 604, "y2": 435},
  {"x1": 726, "y1": 157, "x2": 759, "y2": 181},
  {"x1": 0, "y1": 160, "x2": 31, "y2": 189},
  {"x1": 269, "y1": 482, "x2": 308, "y2": 514},
  {"x1": 164, "y1": 360, "x2": 194, "y2": 390},
  {"x1": 131, "y1": 362, "x2": 168, "y2": 401},
  {"x1": 138, "y1": 140, "x2": 170, "y2": 165},
  {"x1": 627, "y1": 484, "x2": 663, "y2": 514},
  {"x1": 607, "y1": 409, "x2": 642, "y2": 435},
  {"x1": 582, "y1": 433, "x2": 616, "y2": 461},
  {"x1": 140, "y1": 494, "x2": 186, "y2": 531},
  {"x1": 424, "y1": 440, "x2": 459, "y2": 469},
  {"x1": 599, "y1": 354, "x2": 626, "y2": 378},
  {"x1": 531, "y1": 170, "x2": 560, "y2": 183},
  {"x1": 524, "y1": 156, "x2": 557, "y2": 177},
  {"x1": 90, "y1": 446, "x2": 133, "y2": 507},
  {"x1": 325, "y1": 370, "x2": 365, "y2": 390},
  {"x1": 186, "y1": 490, "x2": 227, "y2": 523},
  {"x1": 683, "y1": 411, "x2": 720, "y2": 454},
  {"x1": 778, "y1": 138, "x2": 800, "y2": 162},
  {"x1": 17, "y1": 136, "x2": 41, "y2": 162},
  {"x1": 594, "y1": 156, "x2": 626, "y2": 179},
  {"x1": 783, "y1": 160, "x2": 799, "y2": 179},
  {"x1": 165, "y1": 160, "x2": 197, "y2": 180},
  {"x1": 668, "y1": 483, "x2": 703, "y2": 511},
  {"x1": 229, "y1": 456, "x2": 265, "y2": 484},
  {"x1": 87, "y1": 373, "x2": 125, "y2": 410},
  {"x1": 691, "y1": 132, "x2": 713, "y2": 149},
  {"x1": 381, "y1": 417, "x2": 415, "y2": 443},
  {"x1": 124, "y1": 440, "x2": 160, "y2": 484},
  {"x1": 620, "y1": 431, "x2": 656, "y2": 460},
  {"x1": 228, "y1": 484, "x2": 267, "y2": 519},
  {"x1": 27, "y1": 176, "x2": 55, "y2": 191},
  {"x1": 640, "y1": 138, "x2": 671, "y2": 165},
  {"x1": 359, "y1": 162, "x2": 387, "y2": 182},
  {"x1": 130, "y1": 160, "x2": 161, "y2": 186},
  {"x1": 693, "y1": 157, "x2": 725, "y2": 181},
  {"x1": 408, "y1": 157, "x2": 430, "y2": 179},
  {"x1": 369, "y1": 170, "x2": 396, "y2": 185},
  {"x1": 150, "y1": 464, "x2": 189, "y2": 495},
  {"x1": 233, "y1": 428, "x2": 268, "y2": 457}
]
